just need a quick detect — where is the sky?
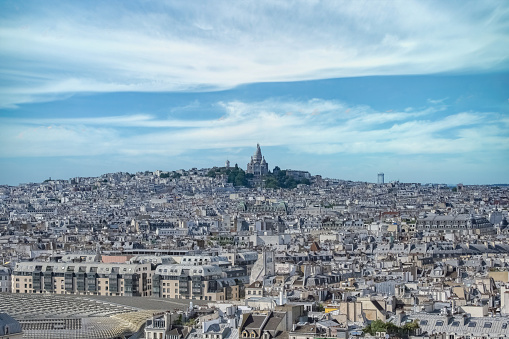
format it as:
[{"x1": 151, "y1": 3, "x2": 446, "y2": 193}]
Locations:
[{"x1": 0, "y1": 0, "x2": 508, "y2": 185}]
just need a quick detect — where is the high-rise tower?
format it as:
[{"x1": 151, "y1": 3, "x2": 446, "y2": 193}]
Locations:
[{"x1": 378, "y1": 172, "x2": 384, "y2": 184}]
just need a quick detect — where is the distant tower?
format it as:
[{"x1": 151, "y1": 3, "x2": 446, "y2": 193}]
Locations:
[
  {"x1": 225, "y1": 159, "x2": 230, "y2": 168},
  {"x1": 378, "y1": 172, "x2": 384, "y2": 184}
]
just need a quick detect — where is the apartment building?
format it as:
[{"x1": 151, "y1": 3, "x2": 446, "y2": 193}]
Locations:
[
  {"x1": 11, "y1": 262, "x2": 153, "y2": 296},
  {"x1": 0, "y1": 268, "x2": 10, "y2": 293},
  {"x1": 152, "y1": 264, "x2": 240, "y2": 301},
  {"x1": 416, "y1": 214, "x2": 495, "y2": 235}
]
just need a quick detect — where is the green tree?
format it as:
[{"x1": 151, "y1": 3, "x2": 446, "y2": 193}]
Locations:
[
  {"x1": 173, "y1": 314, "x2": 183, "y2": 325},
  {"x1": 363, "y1": 319, "x2": 388, "y2": 335},
  {"x1": 235, "y1": 171, "x2": 247, "y2": 186},
  {"x1": 363, "y1": 320, "x2": 419, "y2": 336},
  {"x1": 402, "y1": 320, "x2": 420, "y2": 333}
]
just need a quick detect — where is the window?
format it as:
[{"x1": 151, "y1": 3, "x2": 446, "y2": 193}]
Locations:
[
  {"x1": 452, "y1": 321, "x2": 459, "y2": 327},
  {"x1": 436, "y1": 321, "x2": 443, "y2": 326},
  {"x1": 468, "y1": 322, "x2": 476, "y2": 327},
  {"x1": 484, "y1": 323, "x2": 492, "y2": 328}
]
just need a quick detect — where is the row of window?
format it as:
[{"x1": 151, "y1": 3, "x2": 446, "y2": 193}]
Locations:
[{"x1": 421, "y1": 320, "x2": 506, "y2": 329}]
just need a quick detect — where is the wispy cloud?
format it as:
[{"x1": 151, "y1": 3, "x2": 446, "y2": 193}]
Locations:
[
  {"x1": 1, "y1": 1, "x2": 508, "y2": 107},
  {"x1": 1, "y1": 98, "x2": 507, "y2": 158}
]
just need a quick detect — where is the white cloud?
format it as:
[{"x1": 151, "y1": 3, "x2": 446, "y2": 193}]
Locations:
[
  {"x1": 1, "y1": 98, "x2": 507, "y2": 158},
  {"x1": 0, "y1": 1, "x2": 508, "y2": 107}
]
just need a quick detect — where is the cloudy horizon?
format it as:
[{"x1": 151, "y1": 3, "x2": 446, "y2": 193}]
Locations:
[{"x1": 1, "y1": 0, "x2": 508, "y2": 185}]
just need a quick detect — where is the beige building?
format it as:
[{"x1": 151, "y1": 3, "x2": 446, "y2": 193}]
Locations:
[
  {"x1": 12, "y1": 262, "x2": 153, "y2": 296},
  {"x1": 153, "y1": 264, "x2": 240, "y2": 301},
  {"x1": 246, "y1": 281, "x2": 264, "y2": 297}
]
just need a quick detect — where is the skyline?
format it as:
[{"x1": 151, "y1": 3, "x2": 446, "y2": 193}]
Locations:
[{"x1": 1, "y1": 1, "x2": 508, "y2": 186}]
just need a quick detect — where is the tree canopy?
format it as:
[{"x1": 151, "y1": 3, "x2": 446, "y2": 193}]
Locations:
[
  {"x1": 207, "y1": 166, "x2": 311, "y2": 189},
  {"x1": 207, "y1": 167, "x2": 249, "y2": 187},
  {"x1": 363, "y1": 319, "x2": 419, "y2": 336}
]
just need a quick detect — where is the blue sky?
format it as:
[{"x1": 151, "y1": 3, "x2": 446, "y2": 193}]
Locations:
[{"x1": 1, "y1": 0, "x2": 508, "y2": 185}]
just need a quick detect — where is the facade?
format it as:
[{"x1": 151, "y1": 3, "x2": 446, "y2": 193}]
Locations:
[
  {"x1": 11, "y1": 262, "x2": 153, "y2": 296},
  {"x1": 152, "y1": 264, "x2": 240, "y2": 301},
  {"x1": 145, "y1": 312, "x2": 190, "y2": 339},
  {"x1": 178, "y1": 255, "x2": 232, "y2": 267},
  {"x1": 285, "y1": 170, "x2": 311, "y2": 180},
  {"x1": 0, "y1": 268, "x2": 10, "y2": 293},
  {"x1": 416, "y1": 214, "x2": 495, "y2": 234},
  {"x1": 246, "y1": 281, "x2": 264, "y2": 297},
  {"x1": 247, "y1": 144, "x2": 269, "y2": 177}
]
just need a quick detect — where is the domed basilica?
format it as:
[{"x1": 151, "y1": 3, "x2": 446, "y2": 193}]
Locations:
[{"x1": 246, "y1": 144, "x2": 268, "y2": 177}]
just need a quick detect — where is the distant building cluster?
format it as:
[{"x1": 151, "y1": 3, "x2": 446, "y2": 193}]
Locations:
[{"x1": 0, "y1": 144, "x2": 508, "y2": 339}]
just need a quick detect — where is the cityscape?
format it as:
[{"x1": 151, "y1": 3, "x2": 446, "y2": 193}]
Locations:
[
  {"x1": 1, "y1": 1, "x2": 509, "y2": 339},
  {"x1": 0, "y1": 144, "x2": 508, "y2": 338}
]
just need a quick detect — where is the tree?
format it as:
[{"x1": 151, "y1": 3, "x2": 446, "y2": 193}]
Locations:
[
  {"x1": 402, "y1": 320, "x2": 420, "y2": 333},
  {"x1": 300, "y1": 178, "x2": 311, "y2": 185},
  {"x1": 363, "y1": 320, "x2": 419, "y2": 336},
  {"x1": 235, "y1": 171, "x2": 247, "y2": 186},
  {"x1": 185, "y1": 318, "x2": 197, "y2": 327},
  {"x1": 173, "y1": 314, "x2": 183, "y2": 325},
  {"x1": 363, "y1": 319, "x2": 387, "y2": 335}
]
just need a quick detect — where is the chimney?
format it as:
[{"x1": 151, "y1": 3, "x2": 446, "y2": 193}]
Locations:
[{"x1": 164, "y1": 312, "x2": 172, "y2": 331}]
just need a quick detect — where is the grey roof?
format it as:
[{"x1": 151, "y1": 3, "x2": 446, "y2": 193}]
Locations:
[
  {"x1": 408, "y1": 314, "x2": 509, "y2": 337},
  {"x1": 14, "y1": 261, "x2": 151, "y2": 275},
  {"x1": 244, "y1": 314, "x2": 267, "y2": 330},
  {"x1": 264, "y1": 312, "x2": 285, "y2": 332},
  {"x1": 205, "y1": 323, "x2": 221, "y2": 333},
  {"x1": 0, "y1": 313, "x2": 22, "y2": 335},
  {"x1": 316, "y1": 320, "x2": 341, "y2": 328}
]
